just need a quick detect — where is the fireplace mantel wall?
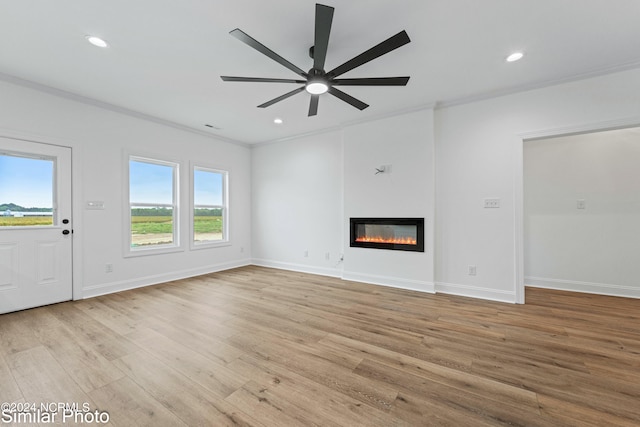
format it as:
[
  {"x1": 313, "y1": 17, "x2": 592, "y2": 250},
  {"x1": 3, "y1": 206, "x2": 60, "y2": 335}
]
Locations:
[
  {"x1": 342, "y1": 110, "x2": 435, "y2": 292},
  {"x1": 251, "y1": 109, "x2": 435, "y2": 292}
]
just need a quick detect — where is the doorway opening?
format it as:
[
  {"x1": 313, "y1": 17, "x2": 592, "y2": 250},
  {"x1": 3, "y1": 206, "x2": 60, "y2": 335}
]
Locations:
[{"x1": 517, "y1": 124, "x2": 640, "y2": 303}]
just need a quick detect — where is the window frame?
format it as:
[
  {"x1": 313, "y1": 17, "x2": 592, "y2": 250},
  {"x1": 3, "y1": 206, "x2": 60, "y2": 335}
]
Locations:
[
  {"x1": 190, "y1": 163, "x2": 229, "y2": 250},
  {"x1": 124, "y1": 153, "x2": 182, "y2": 257}
]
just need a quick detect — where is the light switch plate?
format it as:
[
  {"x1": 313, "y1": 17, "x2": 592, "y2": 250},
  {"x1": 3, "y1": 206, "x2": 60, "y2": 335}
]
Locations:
[{"x1": 86, "y1": 201, "x2": 105, "y2": 210}]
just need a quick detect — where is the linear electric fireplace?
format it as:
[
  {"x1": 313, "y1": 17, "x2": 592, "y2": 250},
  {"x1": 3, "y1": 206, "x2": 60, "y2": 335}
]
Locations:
[{"x1": 350, "y1": 218, "x2": 424, "y2": 252}]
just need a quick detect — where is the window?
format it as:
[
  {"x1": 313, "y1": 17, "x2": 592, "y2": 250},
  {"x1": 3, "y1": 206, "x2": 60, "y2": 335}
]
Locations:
[
  {"x1": 128, "y1": 156, "x2": 179, "y2": 253},
  {"x1": 192, "y1": 166, "x2": 228, "y2": 246},
  {"x1": 0, "y1": 153, "x2": 54, "y2": 227}
]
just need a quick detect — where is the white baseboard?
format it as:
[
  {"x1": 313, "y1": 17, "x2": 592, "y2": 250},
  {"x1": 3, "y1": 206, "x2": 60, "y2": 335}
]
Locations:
[
  {"x1": 435, "y1": 282, "x2": 517, "y2": 304},
  {"x1": 251, "y1": 260, "x2": 434, "y2": 294},
  {"x1": 342, "y1": 271, "x2": 435, "y2": 294},
  {"x1": 82, "y1": 259, "x2": 252, "y2": 299},
  {"x1": 525, "y1": 276, "x2": 640, "y2": 299},
  {"x1": 251, "y1": 258, "x2": 342, "y2": 278},
  {"x1": 82, "y1": 257, "x2": 527, "y2": 305}
]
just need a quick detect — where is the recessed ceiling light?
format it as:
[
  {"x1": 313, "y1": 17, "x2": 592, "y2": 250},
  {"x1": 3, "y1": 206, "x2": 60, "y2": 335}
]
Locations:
[
  {"x1": 273, "y1": 118, "x2": 283, "y2": 124},
  {"x1": 86, "y1": 35, "x2": 109, "y2": 48},
  {"x1": 506, "y1": 52, "x2": 524, "y2": 62}
]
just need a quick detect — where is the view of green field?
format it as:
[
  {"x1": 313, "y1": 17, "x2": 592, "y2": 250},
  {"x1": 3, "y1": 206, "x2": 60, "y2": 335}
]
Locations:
[
  {"x1": 131, "y1": 215, "x2": 223, "y2": 246},
  {"x1": 0, "y1": 216, "x2": 53, "y2": 226},
  {"x1": 0, "y1": 214, "x2": 222, "y2": 246},
  {"x1": 1, "y1": 203, "x2": 53, "y2": 226},
  {"x1": 130, "y1": 215, "x2": 221, "y2": 232},
  {"x1": 0, "y1": 211, "x2": 222, "y2": 246}
]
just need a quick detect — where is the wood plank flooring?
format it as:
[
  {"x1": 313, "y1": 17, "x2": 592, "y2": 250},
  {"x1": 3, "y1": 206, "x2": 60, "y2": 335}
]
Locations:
[{"x1": 1, "y1": 265, "x2": 639, "y2": 426}]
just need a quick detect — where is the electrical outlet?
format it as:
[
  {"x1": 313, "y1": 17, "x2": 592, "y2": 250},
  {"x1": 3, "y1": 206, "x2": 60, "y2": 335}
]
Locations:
[
  {"x1": 577, "y1": 199, "x2": 586, "y2": 209},
  {"x1": 304, "y1": 250, "x2": 309, "y2": 258},
  {"x1": 468, "y1": 265, "x2": 477, "y2": 276},
  {"x1": 325, "y1": 252, "x2": 330, "y2": 260},
  {"x1": 105, "y1": 263, "x2": 113, "y2": 273},
  {"x1": 484, "y1": 198, "x2": 500, "y2": 208},
  {"x1": 240, "y1": 247, "x2": 244, "y2": 253}
]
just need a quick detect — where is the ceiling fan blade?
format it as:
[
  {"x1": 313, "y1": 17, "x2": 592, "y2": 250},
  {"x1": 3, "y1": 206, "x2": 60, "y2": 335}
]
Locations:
[
  {"x1": 308, "y1": 95, "x2": 319, "y2": 116},
  {"x1": 221, "y1": 76, "x2": 306, "y2": 83},
  {"x1": 230, "y1": 29, "x2": 307, "y2": 78},
  {"x1": 327, "y1": 30, "x2": 411, "y2": 78},
  {"x1": 313, "y1": 4, "x2": 334, "y2": 71},
  {"x1": 257, "y1": 86, "x2": 305, "y2": 108},
  {"x1": 332, "y1": 76, "x2": 410, "y2": 86},
  {"x1": 328, "y1": 87, "x2": 369, "y2": 110}
]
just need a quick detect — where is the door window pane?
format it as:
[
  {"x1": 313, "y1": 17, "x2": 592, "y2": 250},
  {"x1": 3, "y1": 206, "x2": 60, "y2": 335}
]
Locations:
[{"x1": 0, "y1": 153, "x2": 54, "y2": 227}]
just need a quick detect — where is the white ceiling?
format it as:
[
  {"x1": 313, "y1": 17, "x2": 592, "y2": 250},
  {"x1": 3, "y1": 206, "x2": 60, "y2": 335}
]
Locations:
[{"x1": 2, "y1": 0, "x2": 640, "y2": 145}]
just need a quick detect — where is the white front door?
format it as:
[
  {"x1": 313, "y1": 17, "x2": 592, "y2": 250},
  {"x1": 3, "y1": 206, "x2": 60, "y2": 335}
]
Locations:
[{"x1": 0, "y1": 137, "x2": 73, "y2": 314}]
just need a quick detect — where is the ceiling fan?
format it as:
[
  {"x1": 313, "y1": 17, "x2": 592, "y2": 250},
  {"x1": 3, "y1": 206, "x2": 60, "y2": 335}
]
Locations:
[{"x1": 221, "y1": 3, "x2": 411, "y2": 117}]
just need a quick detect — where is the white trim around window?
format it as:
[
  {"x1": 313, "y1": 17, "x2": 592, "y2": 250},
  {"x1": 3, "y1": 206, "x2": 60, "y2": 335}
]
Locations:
[
  {"x1": 124, "y1": 152, "x2": 183, "y2": 257},
  {"x1": 189, "y1": 162, "x2": 230, "y2": 250}
]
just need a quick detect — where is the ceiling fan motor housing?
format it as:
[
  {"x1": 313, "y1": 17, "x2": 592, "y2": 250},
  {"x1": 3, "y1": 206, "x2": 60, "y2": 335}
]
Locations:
[{"x1": 308, "y1": 67, "x2": 327, "y2": 80}]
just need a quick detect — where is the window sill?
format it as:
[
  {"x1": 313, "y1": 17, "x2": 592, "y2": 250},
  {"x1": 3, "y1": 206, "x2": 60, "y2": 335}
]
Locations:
[
  {"x1": 124, "y1": 244, "x2": 184, "y2": 258},
  {"x1": 190, "y1": 240, "x2": 231, "y2": 251}
]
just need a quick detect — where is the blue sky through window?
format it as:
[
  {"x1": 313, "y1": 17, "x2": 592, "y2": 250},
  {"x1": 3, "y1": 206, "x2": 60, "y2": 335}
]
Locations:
[
  {"x1": 0, "y1": 154, "x2": 53, "y2": 208},
  {"x1": 129, "y1": 160, "x2": 175, "y2": 204},
  {"x1": 0, "y1": 156, "x2": 223, "y2": 209},
  {"x1": 194, "y1": 169, "x2": 223, "y2": 206}
]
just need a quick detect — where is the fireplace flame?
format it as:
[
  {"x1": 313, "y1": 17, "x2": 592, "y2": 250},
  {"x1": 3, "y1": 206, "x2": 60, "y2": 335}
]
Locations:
[{"x1": 355, "y1": 235, "x2": 417, "y2": 245}]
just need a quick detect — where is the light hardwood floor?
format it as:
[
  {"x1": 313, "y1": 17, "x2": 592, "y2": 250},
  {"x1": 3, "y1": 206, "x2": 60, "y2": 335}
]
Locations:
[{"x1": 1, "y1": 265, "x2": 639, "y2": 426}]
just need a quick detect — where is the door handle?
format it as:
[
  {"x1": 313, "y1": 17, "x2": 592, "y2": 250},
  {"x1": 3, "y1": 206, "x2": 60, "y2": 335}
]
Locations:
[{"x1": 62, "y1": 230, "x2": 70, "y2": 235}]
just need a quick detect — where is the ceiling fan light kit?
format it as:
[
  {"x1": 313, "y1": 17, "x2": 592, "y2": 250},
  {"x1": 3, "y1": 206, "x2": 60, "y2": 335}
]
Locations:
[
  {"x1": 306, "y1": 81, "x2": 329, "y2": 95},
  {"x1": 221, "y1": 3, "x2": 411, "y2": 117}
]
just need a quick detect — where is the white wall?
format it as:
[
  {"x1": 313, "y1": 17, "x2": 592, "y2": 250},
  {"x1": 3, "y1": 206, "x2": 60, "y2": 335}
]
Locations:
[
  {"x1": 251, "y1": 109, "x2": 435, "y2": 292},
  {"x1": 436, "y1": 67, "x2": 640, "y2": 302},
  {"x1": 0, "y1": 79, "x2": 252, "y2": 299},
  {"x1": 251, "y1": 68, "x2": 640, "y2": 303},
  {"x1": 7, "y1": 65, "x2": 640, "y2": 305},
  {"x1": 342, "y1": 110, "x2": 435, "y2": 291},
  {"x1": 524, "y1": 128, "x2": 640, "y2": 298},
  {"x1": 251, "y1": 131, "x2": 344, "y2": 276}
]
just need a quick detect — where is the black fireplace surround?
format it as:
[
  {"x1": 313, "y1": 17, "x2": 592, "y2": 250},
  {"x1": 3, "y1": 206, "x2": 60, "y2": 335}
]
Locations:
[{"x1": 350, "y1": 218, "x2": 424, "y2": 252}]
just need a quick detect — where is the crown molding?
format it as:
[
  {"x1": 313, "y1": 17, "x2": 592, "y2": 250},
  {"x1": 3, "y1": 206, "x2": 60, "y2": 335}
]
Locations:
[
  {"x1": 436, "y1": 59, "x2": 640, "y2": 110},
  {"x1": 0, "y1": 72, "x2": 250, "y2": 148},
  {"x1": 518, "y1": 115, "x2": 640, "y2": 142},
  {"x1": 4, "y1": 56, "x2": 640, "y2": 149}
]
